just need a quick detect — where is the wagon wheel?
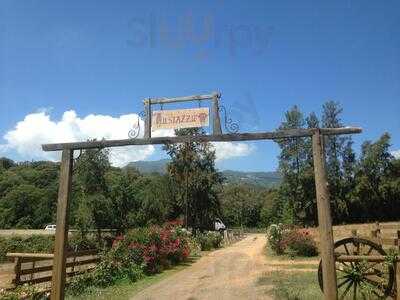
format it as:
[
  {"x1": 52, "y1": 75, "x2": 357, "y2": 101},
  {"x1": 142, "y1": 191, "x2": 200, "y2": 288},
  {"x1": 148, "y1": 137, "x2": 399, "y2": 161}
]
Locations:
[{"x1": 318, "y1": 237, "x2": 395, "y2": 299}]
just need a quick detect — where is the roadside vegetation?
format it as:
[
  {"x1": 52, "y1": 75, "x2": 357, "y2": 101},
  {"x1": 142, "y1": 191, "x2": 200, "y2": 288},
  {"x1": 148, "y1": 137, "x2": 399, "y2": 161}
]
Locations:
[
  {"x1": 260, "y1": 224, "x2": 321, "y2": 299},
  {"x1": 0, "y1": 101, "x2": 399, "y2": 299},
  {"x1": 0, "y1": 221, "x2": 226, "y2": 299},
  {"x1": 0, "y1": 101, "x2": 399, "y2": 235},
  {"x1": 258, "y1": 270, "x2": 322, "y2": 300}
]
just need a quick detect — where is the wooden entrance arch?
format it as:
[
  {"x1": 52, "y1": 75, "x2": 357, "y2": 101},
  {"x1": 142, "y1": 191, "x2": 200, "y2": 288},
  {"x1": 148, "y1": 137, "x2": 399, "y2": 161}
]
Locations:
[{"x1": 42, "y1": 93, "x2": 362, "y2": 300}]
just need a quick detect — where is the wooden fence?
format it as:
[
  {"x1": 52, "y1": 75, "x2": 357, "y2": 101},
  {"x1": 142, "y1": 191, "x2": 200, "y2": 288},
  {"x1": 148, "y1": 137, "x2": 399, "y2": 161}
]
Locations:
[
  {"x1": 223, "y1": 229, "x2": 245, "y2": 245},
  {"x1": 343, "y1": 223, "x2": 400, "y2": 299},
  {"x1": 6, "y1": 249, "x2": 98, "y2": 288},
  {"x1": 349, "y1": 222, "x2": 400, "y2": 251}
]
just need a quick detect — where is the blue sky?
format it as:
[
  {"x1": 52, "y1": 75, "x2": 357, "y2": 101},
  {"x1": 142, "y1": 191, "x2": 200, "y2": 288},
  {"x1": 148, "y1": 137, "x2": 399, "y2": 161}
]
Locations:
[{"x1": 0, "y1": 0, "x2": 399, "y2": 171}]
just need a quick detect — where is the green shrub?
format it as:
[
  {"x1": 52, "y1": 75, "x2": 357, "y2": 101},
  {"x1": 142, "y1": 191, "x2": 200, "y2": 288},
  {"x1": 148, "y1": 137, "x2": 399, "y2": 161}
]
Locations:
[
  {"x1": 0, "y1": 234, "x2": 102, "y2": 263},
  {"x1": 283, "y1": 229, "x2": 318, "y2": 257},
  {"x1": 266, "y1": 224, "x2": 285, "y2": 255},
  {"x1": 68, "y1": 272, "x2": 96, "y2": 296},
  {"x1": 0, "y1": 235, "x2": 54, "y2": 262},
  {"x1": 0, "y1": 284, "x2": 45, "y2": 299},
  {"x1": 68, "y1": 234, "x2": 99, "y2": 251},
  {"x1": 188, "y1": 237, "x2": 201, "y2": 256},
  {"x1": 267, "y1": 224, "x2": 318, "y2": 257},
  {"x1": 196, "y1": 231, "x2": 223, "y2": 251},
  {"x1": 67, "y1": 246, "x2": 144, "y2": 296},
  {"x1": 67, "y1": 222, "x2": 193, "y2": 296},
  {"x1": 122, "y1": 224, "x2": 191, "y2": 274}
]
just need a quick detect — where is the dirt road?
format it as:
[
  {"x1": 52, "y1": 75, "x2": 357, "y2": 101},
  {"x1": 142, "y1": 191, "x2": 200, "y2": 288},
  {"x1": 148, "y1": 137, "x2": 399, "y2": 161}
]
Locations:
[{"x1": 131, "y1": 234, "x2": 272, "y2": 300}]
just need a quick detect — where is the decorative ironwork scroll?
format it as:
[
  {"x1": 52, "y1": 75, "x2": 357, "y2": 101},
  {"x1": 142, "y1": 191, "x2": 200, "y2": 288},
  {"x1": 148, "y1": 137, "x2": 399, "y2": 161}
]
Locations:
[
  {"x1": 128, "y1": 111, "x2": 146, "y2": 139},
  {"x1": 219, "y1": 105, "x2": 239, "y2": 134}
]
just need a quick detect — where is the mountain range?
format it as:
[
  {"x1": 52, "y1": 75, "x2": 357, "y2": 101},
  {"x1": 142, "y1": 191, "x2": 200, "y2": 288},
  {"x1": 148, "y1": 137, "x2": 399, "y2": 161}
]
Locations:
[{"x1": 125, "y1": 159, "x2": 281, "y2": 188}]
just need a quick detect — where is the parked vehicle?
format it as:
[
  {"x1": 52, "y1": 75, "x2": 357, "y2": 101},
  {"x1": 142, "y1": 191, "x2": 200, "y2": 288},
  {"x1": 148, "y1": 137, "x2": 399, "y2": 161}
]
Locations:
[
  {"x1": 44, "y1": 224, "x2": 56, "y2": 230},
  {"x1": 214, "y1": 218, "x2": 226, "y2": 232}
]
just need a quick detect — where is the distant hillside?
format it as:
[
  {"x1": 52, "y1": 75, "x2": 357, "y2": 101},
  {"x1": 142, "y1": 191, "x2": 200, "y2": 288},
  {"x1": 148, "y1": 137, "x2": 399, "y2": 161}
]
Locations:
[
  {"x1": 125, "y1": 159, "x2": 281, "y2": 187},
  {"x1": 221, "y1": 170, "x2": 281, "y2": 188},
  {"x1": 125, "y1": 159, "x2": 169, "y2": 174}
]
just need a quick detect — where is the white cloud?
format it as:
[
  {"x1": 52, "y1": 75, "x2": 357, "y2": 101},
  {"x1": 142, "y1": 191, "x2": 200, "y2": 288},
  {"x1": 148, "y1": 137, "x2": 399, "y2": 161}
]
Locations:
[
  {"x1": 1, "y1": 110, "x2": 155, "y2": 167},
  {"x1": 392, "y1": 150, "x2": 400, "y2": 159},
  {"x1": 212, "y1": 142, "x2": 254, "y2": 161},
  {"x1": 1, "y1": 110, "x2": 254, "y2": 167}
]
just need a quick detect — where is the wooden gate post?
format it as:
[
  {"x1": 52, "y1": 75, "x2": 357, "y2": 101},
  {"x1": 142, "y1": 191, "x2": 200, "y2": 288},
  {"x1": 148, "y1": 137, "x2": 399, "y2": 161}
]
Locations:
[
  {"x1": 51, "y1": 149, "x2": 73, "y2": 300},
  {"x1": 312, "y1": 129, "x2": 337, "y2": 300},
  {"x1": 144, "y1": 98, "x2": 152, "y2": 139},
  {"x1": 212, "y1": 93, "x2": 222, "y2": 135}
]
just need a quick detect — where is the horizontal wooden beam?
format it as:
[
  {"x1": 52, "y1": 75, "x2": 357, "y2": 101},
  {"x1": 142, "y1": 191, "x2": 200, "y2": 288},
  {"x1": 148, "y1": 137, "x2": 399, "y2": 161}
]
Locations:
[
  {"x1": 7, "y1": 250, "x2": 97, "y2": 259},
  {"x1": 336, "y1": 255, "x2": 400, "y2": 262},
  {"x1": 42, "y1": 127, "x2": 362, "y2": 152},
  {"x1": 20, "y1": 258, "x2": 100, "y2": 275},
  {"x1": 146, "y1": 92, "x2": 219, "y2": 105}
]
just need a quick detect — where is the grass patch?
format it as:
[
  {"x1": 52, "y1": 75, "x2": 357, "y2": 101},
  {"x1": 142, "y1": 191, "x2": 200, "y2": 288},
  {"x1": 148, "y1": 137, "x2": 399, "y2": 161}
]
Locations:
[
  {"x1": 66, "y1": 257, "x2": 198, "y2": 300},
  {"x1": 257, "y1": 271, "x2": 323, "y2": 300},
  {"x1": 269, "y1": 263, "x2": 318, "y2": 270}
]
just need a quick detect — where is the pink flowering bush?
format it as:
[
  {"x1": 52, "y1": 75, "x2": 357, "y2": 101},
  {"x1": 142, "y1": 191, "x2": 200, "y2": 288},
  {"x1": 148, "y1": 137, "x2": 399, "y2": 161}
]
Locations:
[
  {"x1": 113, "y1": 221, "x2": 191, "y2": 274},
  {"x1": 267, "y1": 224, "x2": 317, "y2": 257},
  {"x1": 281, "y1": 228, "x2": 318, "y2": 257},
  {"x1": 67, "y1": 221, "x2": 191, "y2": 295}
]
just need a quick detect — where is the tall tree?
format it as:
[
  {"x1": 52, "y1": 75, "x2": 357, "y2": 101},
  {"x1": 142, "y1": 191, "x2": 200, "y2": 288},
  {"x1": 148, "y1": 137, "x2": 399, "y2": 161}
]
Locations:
[
  {"x1": 350, "y1": 133, "x2": 397, "y2": 221},
  {"x1": 164, "y1": 128, "x2": 223, "y2": 232},
  {"x1": 322, "y1": 101, "x2": 353, "y2": 222},
  {"x1": 276, "y1": 105, "x2": 308, "y2": 224},
  {"x1": 74, "y1": 148, "x2": 114, "y2": 237}
]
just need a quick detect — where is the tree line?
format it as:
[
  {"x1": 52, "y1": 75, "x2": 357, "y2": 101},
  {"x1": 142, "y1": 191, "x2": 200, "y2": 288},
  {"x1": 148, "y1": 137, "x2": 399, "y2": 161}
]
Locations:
[
  {"x1": 0, "y1": 101, "x2": 398, "y2": 231},
  {"x1": 268, "y1": 101, "x2": 400, "y2": 226}
]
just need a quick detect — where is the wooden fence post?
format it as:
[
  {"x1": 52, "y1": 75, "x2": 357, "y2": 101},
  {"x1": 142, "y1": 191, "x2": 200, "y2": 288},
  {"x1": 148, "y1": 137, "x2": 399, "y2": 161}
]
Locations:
[
  {"x1": 397, "y1": 230, "x2": 400, "y2": 252},
  {"x1": 396, "y1": 260, "x2": 400, "y2": 300},
  {"x1": 312, "y1": 129, "x2": 337, "y2": 300},
  {"x1": 51, "y1": 149, "x2": 73, "y2": 300},
  {"x1": 212, "y1": 94, "x2": 222, "y2": 135},
  {"x1": 13, "y1": 257, "x2": 21, "y2": 286},
  {"x1": 144, "y1": 99, "x2": 152, "y2": 139}
]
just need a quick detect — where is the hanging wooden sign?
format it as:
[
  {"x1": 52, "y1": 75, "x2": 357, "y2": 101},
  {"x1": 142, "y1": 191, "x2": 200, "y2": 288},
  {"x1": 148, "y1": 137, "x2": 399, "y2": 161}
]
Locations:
[{"x1": 152, "y1": 107, "x2": 209, "y2": 130}]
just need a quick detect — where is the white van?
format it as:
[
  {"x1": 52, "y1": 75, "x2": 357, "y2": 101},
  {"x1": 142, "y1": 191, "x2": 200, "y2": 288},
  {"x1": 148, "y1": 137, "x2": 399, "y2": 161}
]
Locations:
[
  {"x1": 44, "y1": 224, "x2": 56, "y2": 230},
  {"x1": 214, "y1": 218, "x2": 226, "y2": 232}
]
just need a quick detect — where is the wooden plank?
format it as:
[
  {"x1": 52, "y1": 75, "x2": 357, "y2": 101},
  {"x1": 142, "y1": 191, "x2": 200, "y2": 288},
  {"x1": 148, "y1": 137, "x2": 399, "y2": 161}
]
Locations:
[
  {"x1": 144, "y1": 99, "x2": 151, "y2": 138},
  {"x1": 13, "y1": 257, "x2": 21, "y2": 286},
  {"x1": 7, "y1": 250, "x2": 97, "y2": 260},
  {"x1": 381, "y1": 238, "x2": 398, "y2": 246},
  {"x1": 212, "y1": 94, "x2": 222, "y2": 135},
  {"x1": 7, "y1": 253, "x2": 54, "y2": 260},
  {"x1": 20, "y1": 258, "x2": 99, "y2": 275},
  {"x1": 51, "y1": 149, "x2": 73, "y2": 300},
  {"x1": 42, "y1": 127, "x2": 362, "y2": 152},
  {"x1": 312, "y1": 130, "x2": 337, "y2": 300},
  {"x1": 6, "y1": 249, "x2": 98, "y2": 262},
  {"x1": 147, "y1": 92, "x2": 218, "y2": 105},
  {"x1": 16, "y1": 268, "x2": 95, "y2": 285},
  {"x1": 336, "y1": 255, "x2": 387, "y2": 262},
  {"x1": 378, "y1": 224, "x2": 400, "y2": 230},
  {"x1": 398, "y1": 230, "x2": 400, "y2": 252},
  {"x1": 396, "y1": 261, "x2": 400, "y2": 300}
]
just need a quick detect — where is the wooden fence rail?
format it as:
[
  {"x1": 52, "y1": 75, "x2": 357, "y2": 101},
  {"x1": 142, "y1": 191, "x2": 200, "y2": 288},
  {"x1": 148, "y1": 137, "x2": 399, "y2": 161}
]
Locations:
[
  {"x1": 223, "y1": 229, "x2": 245, "y2": 245},
  {"x1": 349, "y1": 223, "x2": 400, "y2": 251},
  {"x1": 6, "y1": 250, "x2": 98, "y2": 288}
]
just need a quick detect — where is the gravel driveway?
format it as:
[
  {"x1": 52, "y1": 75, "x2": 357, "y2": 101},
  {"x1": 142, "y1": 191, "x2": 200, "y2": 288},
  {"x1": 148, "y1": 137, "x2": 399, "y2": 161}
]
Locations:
[{"x1": 131, "y1": 234, "x2": 271, "y2": 300}]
